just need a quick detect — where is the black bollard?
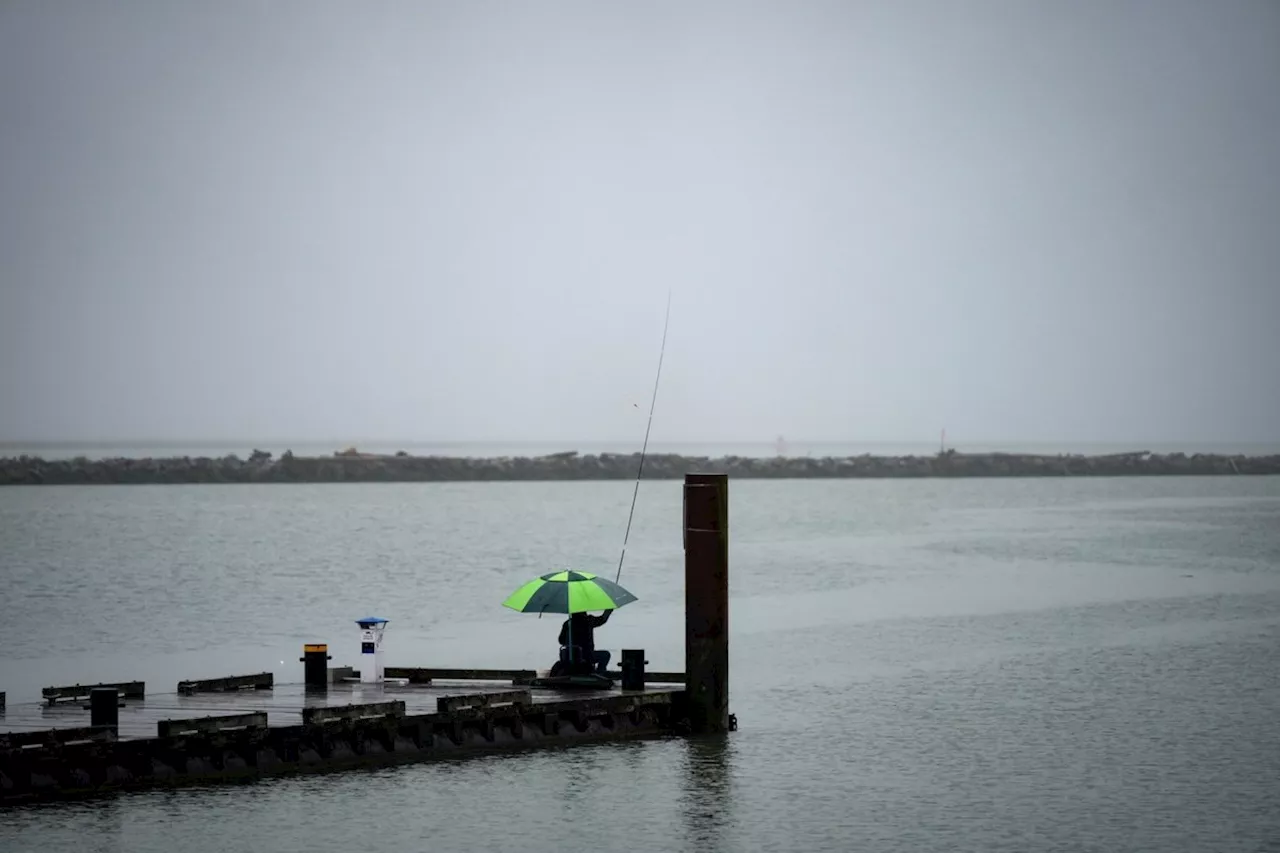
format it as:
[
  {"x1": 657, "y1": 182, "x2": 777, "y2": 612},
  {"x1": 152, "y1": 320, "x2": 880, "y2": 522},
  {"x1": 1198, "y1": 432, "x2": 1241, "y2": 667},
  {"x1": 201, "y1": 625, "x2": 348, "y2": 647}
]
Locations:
[
  {"x1": 620, "y1": 649, "x2": 647, "y2": 691},
  {"x1": 89, "y1": 687, "x2": 119, "y2": 728},
  {"x1": 0, "y1": 690, "x2": 5, "y2": 714},
  {"x1": 300, "y1": 643, "x2": 332, "y2": 688}
]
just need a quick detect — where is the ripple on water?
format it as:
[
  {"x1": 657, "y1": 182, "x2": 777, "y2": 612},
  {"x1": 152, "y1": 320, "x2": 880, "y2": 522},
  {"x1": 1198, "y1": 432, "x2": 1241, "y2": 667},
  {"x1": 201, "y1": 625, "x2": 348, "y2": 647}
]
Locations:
[{"x1": 1, "y1": 477, "x2": 1278, "y2": 852}]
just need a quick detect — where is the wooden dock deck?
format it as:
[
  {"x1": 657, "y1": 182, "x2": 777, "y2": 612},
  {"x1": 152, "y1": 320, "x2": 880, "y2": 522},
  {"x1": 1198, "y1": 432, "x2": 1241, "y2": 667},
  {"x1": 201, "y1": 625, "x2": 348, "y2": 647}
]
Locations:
[
  {"x1": 1, "y1": 678, "x2": 679, "y2": 742},
  {"x1": 0, "y1": 673, "x2": 688, "y2": 804}
]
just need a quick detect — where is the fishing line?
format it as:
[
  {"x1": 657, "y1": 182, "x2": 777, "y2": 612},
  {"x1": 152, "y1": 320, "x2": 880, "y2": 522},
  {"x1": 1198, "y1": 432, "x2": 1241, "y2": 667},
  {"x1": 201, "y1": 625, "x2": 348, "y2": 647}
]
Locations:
[{"x1": 614, "y1": 289, "x2": 672, "y2": 585}]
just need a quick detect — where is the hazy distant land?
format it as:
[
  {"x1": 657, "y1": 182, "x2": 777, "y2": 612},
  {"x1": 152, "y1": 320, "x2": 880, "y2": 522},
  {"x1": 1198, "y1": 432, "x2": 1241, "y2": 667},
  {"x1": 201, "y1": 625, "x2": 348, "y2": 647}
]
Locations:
[{"x1": 1, "y1": 447, "x2": 1278, "y2": 485}]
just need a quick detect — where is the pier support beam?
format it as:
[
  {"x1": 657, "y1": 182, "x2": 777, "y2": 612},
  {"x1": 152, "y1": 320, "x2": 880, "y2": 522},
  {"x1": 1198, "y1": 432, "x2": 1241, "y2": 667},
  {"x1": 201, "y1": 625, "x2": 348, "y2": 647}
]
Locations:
[{"x1": 683, "y1": 472, "x2": 729, "y2": 734}]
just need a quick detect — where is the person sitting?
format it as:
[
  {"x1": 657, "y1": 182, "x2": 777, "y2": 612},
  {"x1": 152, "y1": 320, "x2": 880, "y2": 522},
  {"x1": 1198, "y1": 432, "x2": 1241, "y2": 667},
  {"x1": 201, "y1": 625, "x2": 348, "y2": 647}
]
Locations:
[{"x1": 556, "y1": 610, "x2": 611, "y2": 675}]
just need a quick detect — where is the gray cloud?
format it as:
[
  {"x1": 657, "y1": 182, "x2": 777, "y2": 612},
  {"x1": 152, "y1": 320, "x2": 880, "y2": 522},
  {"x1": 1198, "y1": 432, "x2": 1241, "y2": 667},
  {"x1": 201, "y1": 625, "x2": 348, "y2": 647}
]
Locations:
[{"x1": 2, "y1": 0, "x2": 1277, "y2": 446}]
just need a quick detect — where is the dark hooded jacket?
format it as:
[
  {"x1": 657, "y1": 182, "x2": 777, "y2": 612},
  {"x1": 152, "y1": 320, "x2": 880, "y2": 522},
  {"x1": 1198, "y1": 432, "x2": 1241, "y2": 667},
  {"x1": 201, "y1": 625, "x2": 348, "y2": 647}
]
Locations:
[{"x1": 558, "y1": 611, "x2": 610, "y2": 658}]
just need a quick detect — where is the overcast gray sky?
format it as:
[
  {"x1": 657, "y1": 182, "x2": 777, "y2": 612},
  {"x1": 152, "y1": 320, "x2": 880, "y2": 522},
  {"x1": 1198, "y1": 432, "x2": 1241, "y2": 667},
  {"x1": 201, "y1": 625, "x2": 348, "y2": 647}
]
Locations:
[{"x1": 1, "y1": 0, "x2": 1277, "y2": 446}]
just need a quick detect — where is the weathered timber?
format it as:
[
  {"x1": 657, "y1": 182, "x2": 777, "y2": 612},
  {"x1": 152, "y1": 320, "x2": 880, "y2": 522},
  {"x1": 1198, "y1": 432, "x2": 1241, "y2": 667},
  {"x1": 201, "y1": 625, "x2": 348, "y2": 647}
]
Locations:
[
  {"x1": 383, "y1": 667, "x2": 538, "y2": 685},
  {"x1": 436, "y1": 690, "x2": 532, "y2": 713},
  {"x1": 158, "y1": 712, "x2": 268, "y2": 738},
  {"x1": 302, "y1": 700, "x2": 405, "y2": 726},
  {"x1": 603, "y1": 669, "x2": 684, "y2": 684},
  {"x1": 0, "y1": 726, "x2": 116, "y2": 751},
  {"x1": 42, "y1": 681, "x2": 144, "y2": 705},
  {"x1": 177, "y1": 672, "x2": 274, "y2": 695}
]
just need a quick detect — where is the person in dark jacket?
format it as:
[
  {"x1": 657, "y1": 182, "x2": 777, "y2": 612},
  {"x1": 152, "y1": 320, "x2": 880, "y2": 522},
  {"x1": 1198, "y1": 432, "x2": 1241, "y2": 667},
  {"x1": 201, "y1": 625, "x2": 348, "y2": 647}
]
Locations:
[{"x1": 558, "y1": 610, "x2": 611, "y2": 674}]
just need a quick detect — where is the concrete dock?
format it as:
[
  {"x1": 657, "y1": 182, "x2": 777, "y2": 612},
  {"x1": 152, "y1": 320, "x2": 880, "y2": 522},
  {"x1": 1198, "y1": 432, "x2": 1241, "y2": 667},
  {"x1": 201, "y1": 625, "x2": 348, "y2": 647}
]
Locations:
[
  {"x1": 0, "y1": 675, "x2": 687, "y2": 804},
  {"x1": 0, "y1": 472, "x2": 733, "y2": 805},
  {"x1": 2, "y1": 677, "x2": 683, "y2": 742}
]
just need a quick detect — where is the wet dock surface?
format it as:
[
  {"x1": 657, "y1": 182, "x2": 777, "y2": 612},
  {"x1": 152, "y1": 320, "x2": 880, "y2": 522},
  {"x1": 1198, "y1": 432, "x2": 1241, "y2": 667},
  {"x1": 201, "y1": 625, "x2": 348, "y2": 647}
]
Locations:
[{"x1": 1, "y1": 680, "x2": 676, "y2": 741}]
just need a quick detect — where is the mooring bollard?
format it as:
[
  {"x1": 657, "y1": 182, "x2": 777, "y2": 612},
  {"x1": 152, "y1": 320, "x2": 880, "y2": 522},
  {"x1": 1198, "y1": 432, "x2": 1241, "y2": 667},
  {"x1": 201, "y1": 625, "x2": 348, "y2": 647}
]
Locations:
[
  {"x1": 89, "y1": 687, "x2": 119, "y2": 728},
  {"x1": 620, "y1": 649, "x2": 647, "y2": 691},
  {"x1": 1, "y1": 690, "x2": 6, "y2": 714},
  {"x1": 301, "y1": 643, "x2": 332, "y2": 688}
]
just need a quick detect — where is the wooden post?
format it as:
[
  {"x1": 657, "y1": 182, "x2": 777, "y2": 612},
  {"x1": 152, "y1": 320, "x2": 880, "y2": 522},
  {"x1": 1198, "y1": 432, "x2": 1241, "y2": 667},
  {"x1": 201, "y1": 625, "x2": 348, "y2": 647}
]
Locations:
[{"x1": 683, "y1": 472, "x2": 729, "y2": 733}]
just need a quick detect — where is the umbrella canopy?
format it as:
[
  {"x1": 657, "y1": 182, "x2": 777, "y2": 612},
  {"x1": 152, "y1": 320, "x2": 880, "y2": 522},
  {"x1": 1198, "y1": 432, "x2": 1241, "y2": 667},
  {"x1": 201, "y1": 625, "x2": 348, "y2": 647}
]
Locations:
[{"x1": 502, "y1": 570, "x2": 638, "y2": 615}]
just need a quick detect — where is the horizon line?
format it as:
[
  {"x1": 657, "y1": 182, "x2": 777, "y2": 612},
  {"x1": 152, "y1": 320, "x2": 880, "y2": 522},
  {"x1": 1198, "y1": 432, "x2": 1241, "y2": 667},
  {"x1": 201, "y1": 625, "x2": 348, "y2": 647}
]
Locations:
[{"x1": 0, "y1": 438, "x2": 1275, "y2": 449}]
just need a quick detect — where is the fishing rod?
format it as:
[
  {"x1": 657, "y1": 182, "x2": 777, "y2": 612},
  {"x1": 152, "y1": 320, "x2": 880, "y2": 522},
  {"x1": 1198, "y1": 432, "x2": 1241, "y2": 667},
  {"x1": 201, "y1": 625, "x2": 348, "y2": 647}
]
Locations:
[{"x1": 614, "y1": 289, "x2": 672, "y2": 585}]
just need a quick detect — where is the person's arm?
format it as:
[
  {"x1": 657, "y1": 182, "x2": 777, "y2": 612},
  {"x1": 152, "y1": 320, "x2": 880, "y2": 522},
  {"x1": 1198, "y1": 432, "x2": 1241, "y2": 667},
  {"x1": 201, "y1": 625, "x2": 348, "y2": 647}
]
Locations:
[{"x1": 592, "y1": 610, "x2": 612, "y2": 627}]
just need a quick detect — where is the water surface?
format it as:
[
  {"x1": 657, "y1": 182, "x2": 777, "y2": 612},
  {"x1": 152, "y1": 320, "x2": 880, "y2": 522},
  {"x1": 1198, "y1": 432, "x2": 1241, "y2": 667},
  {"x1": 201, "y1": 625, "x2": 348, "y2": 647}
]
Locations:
[{"x1": 1, "y1": 476, "x2": 1278, "y2": 852}]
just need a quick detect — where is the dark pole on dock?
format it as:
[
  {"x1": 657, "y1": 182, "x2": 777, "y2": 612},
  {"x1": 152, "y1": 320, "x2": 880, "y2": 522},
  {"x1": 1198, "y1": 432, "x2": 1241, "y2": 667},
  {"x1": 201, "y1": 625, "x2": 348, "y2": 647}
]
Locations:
[
  {"x1": 683, "y1": 472, "x2": 729, "y2": 734},
  {"x1": 301, "y1": 644, "x2": 331, "y2": 690},
  {"x1": 89, "y1": 687, "x2": 119, "y2": 729}
]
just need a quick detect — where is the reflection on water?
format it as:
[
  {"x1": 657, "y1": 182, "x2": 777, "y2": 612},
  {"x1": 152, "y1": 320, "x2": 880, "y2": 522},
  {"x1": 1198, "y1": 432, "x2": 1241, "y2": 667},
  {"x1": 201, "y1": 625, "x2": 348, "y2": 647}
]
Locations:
[
  {"x1": 680, "y1": 736, "x2": 736, "y2": 852},
  {"x1": 2, "y1": 795, "x2": 127, "y2": 853},
  {"x1": 554, "y1": 741, "x2": 641, "y2": 807}
]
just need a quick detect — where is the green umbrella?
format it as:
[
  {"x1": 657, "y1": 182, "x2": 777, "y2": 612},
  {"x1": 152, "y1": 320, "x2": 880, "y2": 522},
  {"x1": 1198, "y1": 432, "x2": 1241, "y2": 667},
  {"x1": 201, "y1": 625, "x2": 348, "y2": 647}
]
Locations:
[{"x1": 502, "y1": 570, "x2": 639, "y2": 615}]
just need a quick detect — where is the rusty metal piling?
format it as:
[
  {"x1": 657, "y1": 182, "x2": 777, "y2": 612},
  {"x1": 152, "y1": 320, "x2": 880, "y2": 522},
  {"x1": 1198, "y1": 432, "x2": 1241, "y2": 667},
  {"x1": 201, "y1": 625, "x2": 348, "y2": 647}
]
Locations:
[{"x1": 683, "y1": 472, "x2": 730, "y2": 733}]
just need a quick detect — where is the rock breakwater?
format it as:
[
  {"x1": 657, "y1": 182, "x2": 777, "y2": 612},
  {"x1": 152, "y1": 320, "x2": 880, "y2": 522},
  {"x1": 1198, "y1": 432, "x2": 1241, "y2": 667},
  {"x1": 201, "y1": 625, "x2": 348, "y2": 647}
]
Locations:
[{"x1": 1, "y1": 448, "x2": 1277, "y2": 485}]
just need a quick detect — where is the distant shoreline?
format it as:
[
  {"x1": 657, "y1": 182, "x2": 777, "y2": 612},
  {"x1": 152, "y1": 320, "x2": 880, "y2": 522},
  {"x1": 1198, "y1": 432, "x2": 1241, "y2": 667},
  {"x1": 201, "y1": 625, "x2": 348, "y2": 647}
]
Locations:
[
  {"x1": 1, "y1": 448, "x2": 1277, "y2": 485},
  {"x1": 4, "y1": 440, "x2": 1276, "y2": 454}
]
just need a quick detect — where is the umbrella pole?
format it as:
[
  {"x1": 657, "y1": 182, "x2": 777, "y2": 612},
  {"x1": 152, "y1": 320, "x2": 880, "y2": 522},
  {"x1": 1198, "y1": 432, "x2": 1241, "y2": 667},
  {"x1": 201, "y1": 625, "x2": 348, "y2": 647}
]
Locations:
[{"x1": 562, "y1": 583, "x2": 573, "y2": 672}]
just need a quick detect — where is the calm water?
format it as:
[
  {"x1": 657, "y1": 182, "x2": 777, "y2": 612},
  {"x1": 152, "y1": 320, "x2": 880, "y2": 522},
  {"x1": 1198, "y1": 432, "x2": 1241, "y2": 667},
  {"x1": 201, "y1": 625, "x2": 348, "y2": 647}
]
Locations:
[{"x1": 1, "y1": 477, "x2": 1279, "y2": 852}]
